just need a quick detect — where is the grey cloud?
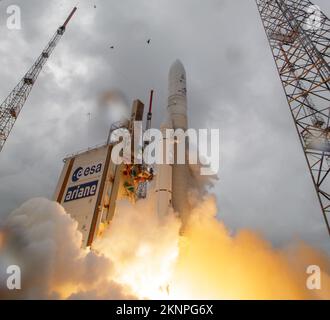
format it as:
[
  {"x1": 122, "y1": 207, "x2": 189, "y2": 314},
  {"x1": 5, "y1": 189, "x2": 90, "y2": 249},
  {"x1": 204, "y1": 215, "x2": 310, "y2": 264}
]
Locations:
[{"x1": 0, "y1": 0, "x2": 330, "y2": 254}]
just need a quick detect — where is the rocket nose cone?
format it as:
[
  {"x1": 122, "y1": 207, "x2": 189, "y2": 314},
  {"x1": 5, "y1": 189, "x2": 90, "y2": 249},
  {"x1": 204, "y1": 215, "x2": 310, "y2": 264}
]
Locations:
[
  {"x1": 169, "y1": 59, "x2": 186, "y2": 78},
  {"x1": 168, "y1": 59, "x2": 187, "y2": 98}
]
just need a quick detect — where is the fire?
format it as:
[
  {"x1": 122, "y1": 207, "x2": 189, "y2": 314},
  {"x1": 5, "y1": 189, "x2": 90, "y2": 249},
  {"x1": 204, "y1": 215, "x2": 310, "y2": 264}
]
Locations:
[
  {"x1": 1, "y1": 197, "x2": 330, "y2": 299},
  {"x1": 92, "y1": 196, "x2": 181, "y2": 299},
  {"x1": 92, "y1": 195, "x2": 330, "y2": 300}
]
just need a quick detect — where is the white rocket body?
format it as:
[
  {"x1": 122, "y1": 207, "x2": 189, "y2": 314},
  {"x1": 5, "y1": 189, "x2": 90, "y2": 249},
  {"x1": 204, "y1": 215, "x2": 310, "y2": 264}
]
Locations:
[
  {"x1": 167, "y1": 60, "x2": 189, "y2": 223},
  {"x1": 155, "y1": 60, "x2": 190, "y2": 222},
  {"x1": 168, "y1": 60, "x2": 188, "y2": 131}
]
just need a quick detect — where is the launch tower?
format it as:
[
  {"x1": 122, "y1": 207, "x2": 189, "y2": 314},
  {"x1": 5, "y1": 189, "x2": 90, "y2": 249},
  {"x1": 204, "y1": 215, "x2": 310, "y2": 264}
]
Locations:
[
  {"x1": 0, "y1": 7, "x2": 77, "y2": 153},
  {"x1": 256, "y1": 0, "x2": 330, "y2": 236}
]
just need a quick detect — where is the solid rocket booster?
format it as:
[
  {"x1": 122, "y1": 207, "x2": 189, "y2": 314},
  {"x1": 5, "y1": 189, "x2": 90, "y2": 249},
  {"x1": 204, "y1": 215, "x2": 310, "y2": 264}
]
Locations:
[
  {"x1": 167, "y1": 60, "x2": 189, "y2": 222},
  {"x1": 155, "y1": 124, "x2": 173, "y2": 217}
]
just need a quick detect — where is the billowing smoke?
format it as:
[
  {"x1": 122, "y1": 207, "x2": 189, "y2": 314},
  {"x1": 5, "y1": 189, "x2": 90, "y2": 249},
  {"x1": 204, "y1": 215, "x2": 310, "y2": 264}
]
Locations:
[
  {"x1": 98, "y1": 89, "x2": 130, "y2": 124},
  {"x1": 93, "y1": 196, "x2": 181, "y2": 299},
  {"x1": 0, "y1": 194, "x2": 329, "y2": 299},
  {"x1": 171, "y1": 194, "x2": 330, "y2": 299},
  {"x1": 0, "y1": 198, "x2": 134, "y2": 300}
]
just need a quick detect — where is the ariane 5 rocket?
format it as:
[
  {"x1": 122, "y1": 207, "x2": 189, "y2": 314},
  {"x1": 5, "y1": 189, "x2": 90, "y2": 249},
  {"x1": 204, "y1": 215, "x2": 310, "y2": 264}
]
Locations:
[{"x1": 155, "y1": 60, "x2": 190, "y2": 224}]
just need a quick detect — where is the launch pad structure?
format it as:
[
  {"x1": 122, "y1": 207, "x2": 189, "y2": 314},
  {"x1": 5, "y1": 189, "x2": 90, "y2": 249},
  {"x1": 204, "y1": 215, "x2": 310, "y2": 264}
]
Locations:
[
  {"x1": 54, "y1": 100, "x2": 148, "y2": 247},
  {"x1": 256, "y1": 0, "x2": 330, "y2": 237},
  {"x1": 54, "y1": 60, "x2": 190, "y2": 248}
]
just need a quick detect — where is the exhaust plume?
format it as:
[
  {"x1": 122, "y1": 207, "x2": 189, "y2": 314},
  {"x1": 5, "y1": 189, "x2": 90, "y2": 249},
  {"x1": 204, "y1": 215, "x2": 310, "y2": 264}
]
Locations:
[{"x1": 0, "y1": 195, "x2": 329, "y2": 299}]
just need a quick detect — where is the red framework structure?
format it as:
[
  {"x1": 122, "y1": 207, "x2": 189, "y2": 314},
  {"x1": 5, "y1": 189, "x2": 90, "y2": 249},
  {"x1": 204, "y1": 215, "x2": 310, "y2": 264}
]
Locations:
[{"x1": 256, "y1": 0, "x2": 330, "y2": 236}]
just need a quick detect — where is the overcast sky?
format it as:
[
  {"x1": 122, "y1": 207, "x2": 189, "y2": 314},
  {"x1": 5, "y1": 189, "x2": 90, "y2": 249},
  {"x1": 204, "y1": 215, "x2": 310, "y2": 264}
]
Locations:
[{"x1": 1, "y1": 0, "x2": 330, "y2": 253}]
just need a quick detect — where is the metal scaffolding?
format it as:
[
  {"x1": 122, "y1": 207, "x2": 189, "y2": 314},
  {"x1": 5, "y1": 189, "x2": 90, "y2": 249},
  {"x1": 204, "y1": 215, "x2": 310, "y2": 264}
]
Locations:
[
  {"x1": 256, "y1": 0, "x2": 330, "y2": 236},
  {"x1": 0, "y1": 7, "x2": 77, "y2": 153}
]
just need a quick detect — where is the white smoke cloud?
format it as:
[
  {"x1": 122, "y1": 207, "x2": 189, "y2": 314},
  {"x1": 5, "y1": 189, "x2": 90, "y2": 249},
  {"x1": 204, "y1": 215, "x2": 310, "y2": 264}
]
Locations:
[
  {"x1": 0, "y1": 198, "x2": 134, "y2": 299},
  {"x1": 0, "y1": 195, "x2": 330, "y2": 300},
  {"x1": 0, "y1": 196, "x2": 180, "y2": 300},
  {"x1": 93, "y1": 196, "x2": 181, "y2": 299}
]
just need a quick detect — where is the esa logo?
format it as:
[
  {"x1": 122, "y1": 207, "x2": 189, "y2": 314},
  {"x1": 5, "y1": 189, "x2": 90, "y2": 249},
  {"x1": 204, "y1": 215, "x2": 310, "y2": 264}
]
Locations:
[{"x1": 72, "y1": 163, "x2": 103, "y2": 182}]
